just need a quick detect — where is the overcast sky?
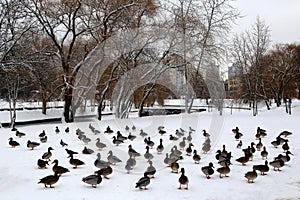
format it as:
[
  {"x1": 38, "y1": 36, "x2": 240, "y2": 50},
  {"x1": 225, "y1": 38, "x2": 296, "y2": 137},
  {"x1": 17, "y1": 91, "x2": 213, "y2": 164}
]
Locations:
[{"x1": 231, "y1": 0, "x2": 300, "y2": 44}]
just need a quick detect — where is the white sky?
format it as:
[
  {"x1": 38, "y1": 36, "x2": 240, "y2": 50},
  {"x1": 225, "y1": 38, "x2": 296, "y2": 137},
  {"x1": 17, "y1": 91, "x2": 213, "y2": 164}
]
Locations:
[{"x1": 231, "y1": 0, "x2": 300, "y2": 44}]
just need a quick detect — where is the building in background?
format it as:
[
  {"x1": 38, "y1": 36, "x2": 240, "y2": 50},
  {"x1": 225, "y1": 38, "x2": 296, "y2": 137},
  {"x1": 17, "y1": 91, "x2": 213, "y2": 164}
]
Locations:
[{"x1": 226, "y1": 63, "x2": 242, "y2": 99}]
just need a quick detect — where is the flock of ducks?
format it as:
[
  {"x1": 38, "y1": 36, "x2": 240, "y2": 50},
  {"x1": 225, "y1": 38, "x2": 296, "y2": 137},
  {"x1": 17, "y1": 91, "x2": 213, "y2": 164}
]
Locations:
[{"x1": 6, "y1": 123, "x2": 294, "y2": 190}]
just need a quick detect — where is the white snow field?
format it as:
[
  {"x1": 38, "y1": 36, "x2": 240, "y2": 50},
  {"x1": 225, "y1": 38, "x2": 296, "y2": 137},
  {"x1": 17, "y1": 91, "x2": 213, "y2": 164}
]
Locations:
[{"x1": 0, "y1": 101, "x2": 299, "y2": 200}]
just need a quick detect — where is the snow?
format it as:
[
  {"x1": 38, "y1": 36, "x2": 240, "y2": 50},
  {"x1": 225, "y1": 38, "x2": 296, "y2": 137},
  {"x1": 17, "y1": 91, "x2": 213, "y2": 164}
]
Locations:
[{"x1": 0, "y1": 101, "x2": 300, "y2": 199}]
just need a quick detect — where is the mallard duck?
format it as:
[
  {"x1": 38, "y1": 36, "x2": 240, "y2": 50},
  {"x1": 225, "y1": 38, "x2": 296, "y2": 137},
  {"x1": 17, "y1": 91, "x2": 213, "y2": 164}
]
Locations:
[
  {"x1": 82, "y1": 146, "x2": 94, "y2": 154},
  {"x1": 256, "y1": 138, "x2": 263, "y2": 151},
  {"x1": 175, "y1": 129, "x2": 184, "y2": 138},
  {"x1": 245, "y1": 167, "x2": 258, "y2": 183},
  {"x1": 261, "y1": 146, "x2": 268, "y2": 159},
  {"x1": 215, "y1": 150, "x2": 222, "y2": 161},
  {"x1": 170, "y1": 161, "x2": 180, "y2": 173},
  {"x1": 116, "y1": 131, "x2": 127, "y2": 141},
  {"x1": 164, "y1": 153, "x2": 171, "y2": 166},
  {"x1": 94, "y1": 153, "x2": 110, "y2": 169},
  {"x1": 172, "y1": 145, "x2": 182, "y2": 157},
  {"x1": 95, "y1": 165, "x2": 113, "y2": 179},
  {"x1": 179, "y1": 137, "x2": 186, "y2": 150},
  {"x1": 186, "y1": 143, "x2": 193, "y2": 156},
  {"x1": 126, "y1": 155, "x2": 136, "y2": 169},
  {"x1": 69, "y1": 154, "x2": 85, "y2": 168},
  {"x1": 187, "y1": 132, "x2": 192, "y2": 143},
  {"x1": 107, "y1": 150, "x2": 122, "y2": 165},
  {"x1": 112, "y1": 136, "x2": 124, "y2": 146},
  {"x1": 135, "y1": 172, "x2": 150, "y2": 190},
  {"x1": 145, "y1": 137, "x2": 155, "y2": 148},
  {"x1": 178, "y1": 168, "x2": 189, "y2": 190},
  {"x1": 237, "y1": 140, "x2": 242, "y2": 149},
  {"x1": 202, "y1": 141, "x2": 211, "y2": 154},
  {"x1": 37, "y1": 159, "x2": 49, "y2": 169},
  {"x1": 128, "y1": 144, "x2": 141, "y2": 158},
  {"x1": 235, "y1": 131, "x2": 243, "y2": 140},
  {"x1": 232, "y1": 127, "x2": 239, "y2": 134},
  {"x1": 52, "y1": 159, "x2": 70, "y2": 176},
  {"x1": 125, "y1": 162, "x2": 133, "y2": 174},
  {"x1": 276, "y1": 151, "x2": 293, "y2": 163},
  {"x1": 218, "y1": 152, "x2": 232, "y2": 167},
  {"x1": 169, "y1": 134, "x2": 179, "y2": 141},
  {"x1": 221, "y1": 145, "x2": 228, "y2": 157},
  {"x1": 16, "y1": 130, "x2": 26, "y2": 138},
  {"x1": 104, "y1": 126, "x2": 114, "y2": 134},
  {"x1": 132, "y1": 125, "x2": 136, "y2": 132},
  {"x1": 271, "y1": 137, "x2": 281, "y2": 148},
  {"x1": 27, "y1": 140, "x2": 40, "y2": 150},
  {"x1": 203, "y1": 129, "x2": 210, "y2": 137},
  {"x1": 82, "y1": 170, "x2": 102, "y2": 188},
  {"x1": 216, "y1": 162, "x2": 231, "y2": 178},
  {"x1": 95, "y1": 138, "x2": 106, "y2": 150},
  {"x1": 145, "y1": 160, "x2": 156, "y2": 178},
  {"x1": 38, "y1": 172, "x2": 59, "y2": 188},
  {"x1": 128, "y1": 132, "x2": 137, "y2": 141},
  {"x1": 253, "y1": 160, "x2": 269, "y2": 175},
  {"x1": 144, "y1": 146, "x2": 154, "y2": 161},
  {"x1": 55, "y1": 126, "x2": 60, "y2": 134},
  {"x1": 269, "y1": 158, "x2": 284, "y2": 171},
  {"x1": 158, "y1": 129, "x2": 166, "y2": 136},
  {"x1": 282, "y1": 141, "x2": 290, "y2": 152},
  {"x1": 201, "y1": 162, "x2": 214, "y2": 179},
  {"x1": 65, "y1": 148, "x2": 78, "y2": 156},
  {"x1": 242, "y1": 146, "x2": 253, "y2": 161},
  {"x1": 60, "y1": 139, "x2": 68, "y2": 147},
  {"x1": 193, "y1": 149, "x2": 201, "y2": 164},
  {"x1": 140, "y1": 129, "x2": 148, "y2": 137},
  {"x1": 40, "y1": 136, "x2": 47, "y2": 143},
  {"x1": 279, "y1": 130, "x2": 292, "y2": 137},
  {"x1": 8, "y1": 137, "x2": 20, "y2": 148},
  {"x1": 157, "y1": 138, "x2": 164, "y2": 154},
  {"x1": 125, "y1": 125, "x2": 130, "y2": 132},
  {"x1": 42, "y1": 147, "x2": 54, "y2": 161},
  {"x1": 236, "y1": 155, "x2": 250, "y2": 165}
]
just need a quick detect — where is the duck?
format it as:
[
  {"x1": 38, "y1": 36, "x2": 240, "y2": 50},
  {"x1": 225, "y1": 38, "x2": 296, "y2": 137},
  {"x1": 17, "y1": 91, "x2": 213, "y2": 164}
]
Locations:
[
  {"x1": 237, "y1": 140, "x2": 242, "y2": 149},
  {"x1": 169, "y1": 134, "x2": 179, "y2": 141},
  {"x1": 52, "y1": 159, "x2": 70, "y2": 176},
  {"x1": 253, "y1": 160, "x2": 269, "y2": 175},
  {"x1": 145, "y1": 160, "x2": 156, "y2": 178},
  {"x1": 69, "y1": 154, "x2": 85, "y2": 169},
  {"x1": 125, "y1": 162, "x2": 133, "y2": 174},
  {"x1": 82, "y1": 170, "x2": 102, "y2": 188},
  {"x1": 128, "y1": 132, "x2": 137, "y2": 141},
  {"x1": 186, "y1": 143, "x2": 193, "y2": 156},
  {"x1": 55, "y1": 126, "x2": 60, "y2": 134},
  {"x1": 256, "y1": 138, "x2": 263, "y2": 151},
  {"x1": 189, "y1": 126, "x2": 195, "y2": 132},
  {"x1": 202, "y1": 141, "x2": 211, "y2": 154},
  {"x1": 89, "y1": 123, "x2": 95, "y2": 132},
  {"x1": 203, "y1": 129, "x2": 210, "y2": 137},
  {"x1": 116, "y1": 131, "x2": 127, "y2": 141},
  {"x1": 16, "y1": 130, "x2": 26, "y2": 138},
  {"x1": 186, "y1": 132, "x2": 192, "y2": 143},
  {"x1": 179, "y1": 137, "x2": 186, "y2": 150},
  {"x1": 236, "y1": 155, "x2": 250, "y2": 165},
  {"x1": 65, "y1": 127, "x2": 69, "y2": 133},
  {"x1": 276, "y1": 151, "x2": 293, "y2": 163},
  {"x1": 244, "y1": 167, "x2": 258, "y2": 183},
  {"x1": 39, "y1": 130, "x2": 46, "y2": 138},
  {"x1": 145, "y1": 137, "x2": 155, "y2": 148},
  {"x1": 112, "y1": 136, "x2": 124, "y2": 146},
  {"x1": 175, "y1": 129, "x2": 184, "y2": 138},
  {"x1": 218, "y1": 152, "x2": 232, "y2": 167},
  {"x1": 215, "y1": 150, "x2": 222, "y2": 161},
  {"x1": 232, "y1": 127, "x2": 239, "y2": 134},
  {"x1": 235, "y1": 131, "x2": 243, "y2": 140},
  {"x1": 40, "y1": 136, "x2": 47, "y2": 143},
  {"x1": 132, "y1": 125, "x2": 136, "y2": 132},
  {"x1": 42, "y1": 147, "x2": 54, "y2": 161},
  {"x1": 60, "y1": 139, "x2": 68, "y2": 147},
  {"x1": 82, "y1": 146, "x2": 94, "y2": 154},
  {"x1": 257, "y1": 127, "x2": 267, "y2": 138},
  {"x1": 158, "y1": 129, "x2": 166, "y2": 136},
  {"x1": 157, "y1": 138, "x2": 164, "y2": 154},
  {"x1": 269, "y1": 158, "x2": 284, "y2": 171},
  {"x1": 144, "y1": 146, "x2": 154, "y2": 161},
  {"x1": 164, "y1": 153, "x2": 171, "y2": 166},
  {"x1": 140, "y1": 129, "x2": 148, "y2": 137},
  {"x1": 250, "y1": 142, "x2": 256, "y2": 154},
  {"x1": 95, "y1": 138, "x2": 106, "y2": 150},
  {"x1": 192, "y1": 150, "x2": 201, "y2": 164},
  {"x1": 8, "y1": 137, "x2": 20, "y2": 148},
  {"x1": 95, "y1": 165, "x2": 113, "y2": 179},
  {"x1": 37, "y1": 159, "x2": 49, "y2": 169},
  {"x1": 125, "y1": 125, "x2": 130, "y2": 132},
  {"x1": 178, "y1": 168, "x2": 189, "y2": 190},
  {"x1": 65, "y1": 148, "x2": 78, "y2": 156},
  {"x1": 216, "y1": 162, "x2": 231, "y2": 178},
  {"x1": 271, "y1": 137, "x2": 281, "y2": 148},
  {"x1": 261, "y1": 146, "x2": 268, "y2": 159},
  {"x1": 104, "y1": 126, "x2": 114, "y2": 134},
  {"x1": 107, "y1": 150, "x2": 122, "y2": 165},
  {"x1": 279, "y1": 130, "x2": 292, "y2": 137},
  {"x1": 94, "y1": 153, "x2": 110, "y2": 169},
  {"x1": 172, "y1": 145, "x2": 182, "y2": 157},
  {"x1": 135, "y1": 172, "x2": 150, "y2": 190},
  {"x1": 242, "y1": 146, "x2": 253, "y2": 161},
  {"x1": 282, "y1": 141, "x2": 290, "y2": 152},
  {"x1": 201, "y1": 162, "x2": 214, "y2": 179},
  {"x1": 27, "y1": 140, "x2": 40, "y2": 150},
  {"x1": 221, "y1": 145, "x2": 228, "y2": 157},
  {"x1": 128, "y1": 144, "x2": 141, "y2": 158},
  {"x1": 170, "y1": 161, "x2": 180, "y2": 173},
  {"x1": 126, "y1": 155, "x2": 136, "y2": 169},
  {"x1": 38, "y1": 172, "x2": 59, "y2": 188}
]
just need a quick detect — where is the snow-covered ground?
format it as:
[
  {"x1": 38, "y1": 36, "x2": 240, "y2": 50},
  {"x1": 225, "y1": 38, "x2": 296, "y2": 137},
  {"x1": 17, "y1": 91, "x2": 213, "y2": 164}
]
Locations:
[{"x1": 0, "y1": 100, "x2": 299, "y2": 199}]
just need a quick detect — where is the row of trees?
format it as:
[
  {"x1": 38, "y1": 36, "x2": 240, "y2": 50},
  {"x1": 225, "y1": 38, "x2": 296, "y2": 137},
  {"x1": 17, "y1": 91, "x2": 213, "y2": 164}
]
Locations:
[
  {"x1": 231, "y1": 18, "x2": 300, "y2": 115},
  {"x1": 1, "y1": 0, "x2": 239, "y2": 125}
]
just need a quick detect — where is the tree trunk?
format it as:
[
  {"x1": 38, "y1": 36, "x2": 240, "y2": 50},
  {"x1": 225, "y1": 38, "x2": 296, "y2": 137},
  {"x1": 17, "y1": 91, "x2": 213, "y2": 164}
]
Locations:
[
  {"x1": 42, "y1": 99, "x2": 47, "y2": 115},
  {"x1": 264, "y1": 99, "x2": 270, "y2": 110},
  {"x1": 97, "y1": 100, "x2": 103, "y2": 121},
  {"x1": 64, "y1": 88, "x2": 74, "y2": 123}
]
